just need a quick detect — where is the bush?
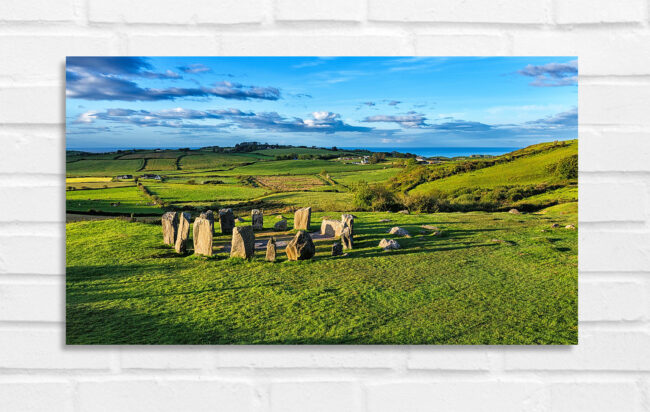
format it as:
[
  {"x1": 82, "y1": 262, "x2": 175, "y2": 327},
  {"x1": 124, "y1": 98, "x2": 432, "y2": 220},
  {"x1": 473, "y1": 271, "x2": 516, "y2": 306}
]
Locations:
[
  {"x1": 187, "y1": 179, "x2": 197, "y2": 185},
  {"x1": 554, "y1": 154, "x2": 578, "y2": 179},
  {"x1": 351, "y1": 181, "x2": 400, "y2": 212}
]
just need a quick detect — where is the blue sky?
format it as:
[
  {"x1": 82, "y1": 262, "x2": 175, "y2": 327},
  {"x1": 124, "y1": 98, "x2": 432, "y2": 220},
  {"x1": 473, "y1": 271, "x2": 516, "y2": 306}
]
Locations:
[{"x1": 66, "y1": 56, "x2": 577, "y2": 150}]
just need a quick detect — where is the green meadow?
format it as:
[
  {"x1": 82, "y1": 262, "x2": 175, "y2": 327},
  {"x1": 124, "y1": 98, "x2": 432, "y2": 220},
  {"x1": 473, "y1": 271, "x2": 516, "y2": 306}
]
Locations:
[{"x1": 66, "y1": 142, "x2": 578, "y2": 344}]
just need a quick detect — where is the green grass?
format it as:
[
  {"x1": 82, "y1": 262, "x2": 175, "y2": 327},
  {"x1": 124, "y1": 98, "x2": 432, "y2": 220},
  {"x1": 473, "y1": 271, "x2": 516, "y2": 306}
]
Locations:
[
  {"x1": 144, "y1": 158, "x2": 178, "y2": 171},
  {"x1": 219, "y1": 159, "x2": 386, "y2": 176},
  {"x1": 332, "y1": 167, "x2": 400, "y2": 187},
  {"x1": 66, "y1": 186, "x2": 162, "y2": 214},
  {"x1": 515, "y1": 186, "x2": 578, "y2": 208},
  {"x1": 257, "y1": 191, "x2": 354, "y2": 211},
  {"x1": 410, "y1": 141, "x2": 577, "y2": 195},
  {"x1": 145, "y1": 183, "x2": 268, "y2": 202},
  {"x1": 66, "y1": 211, "x2": 577, "y2": 344},
  {"x1": 179, "y1": 153, "x2": 262, "y2": 169},
  {"x1": 66, "y1": 159, "x2": 145, "y2": 177},
  {"x1": 252, "y1": 148, "x2": 359, "y2": 156}
]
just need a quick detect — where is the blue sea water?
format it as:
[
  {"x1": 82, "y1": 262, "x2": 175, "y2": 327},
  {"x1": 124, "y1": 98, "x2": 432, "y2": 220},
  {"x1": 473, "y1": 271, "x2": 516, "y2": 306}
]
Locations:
[{"x1": 342, "y1": 147, "x2": 521, "y2": 158}]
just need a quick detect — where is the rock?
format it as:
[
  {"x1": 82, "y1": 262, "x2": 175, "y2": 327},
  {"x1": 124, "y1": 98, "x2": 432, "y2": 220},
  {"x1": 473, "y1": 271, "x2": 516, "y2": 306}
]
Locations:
[
  {"x1": 199, "y1": 210, "x2": 214, "y2": 233},
  {"x1": 193, "y1": 216, "x2": 213, "y2": 256},
  {"x1": 321, "y1": 219, "x2": 344, "y2": 237},
  {"x1": 509, "y1": 208, "x2": 520, "y2": 214},
  {"x1": 388, "y1": 226, "x2": 410, "y2": 237},
  {"x1": 174, "y1": 212, "x2": 191, "y2": 254},
  {"x1": 332, "y1": 242, "x2": 343, "y2": 256},
  {"x1": 379, "y1": 219, "x2": 392, "y2": 223},
  {"x1": 341, "y1": 226, "x2": 353, "y2": 250},
  {"x1": 379, "y1": 238, "x2": 400, "y2": 250},
  {"x1": 219, "y1": 208, "x2": 235, "y2": 235},
  {"x1": 432, "y1": 231, "x2": 442, "y2": 237},
  {"x1": 285, "y1": 231, "x2": 316, "y2": 261},
  {"x1": 230, "y1": 226, "x2": 255, "y2": 259},
  {"x1": 341, "y1": 214, "x2": 355, "y2": 233},
  {"x1": 421, "y1": 225, "x2": 439, "y2": 231},
  {"x1": 265, "y1": 237, "x2": 276, "y2": 262},
  {"x1": 551, "y1": 223, "x2": 560, "y2": 228},
  {"x1": 252, "y1": 209, "x2": 263, "y2": 230},
  {"x1": 398, "y1": 210, "x2": 410, "y2": 214},
  {"x1": 273, "y1": 218, "x2": 288, "y2": 231},
  {"x1": 161, "y1": 211, "x2": 178, "y2": 245},
  {"x1": 565, "y1": 224, "x2": 576, "y2": 230},
  {"x1": 294, "y1": 207, "x2": 312, "y2": 230}
]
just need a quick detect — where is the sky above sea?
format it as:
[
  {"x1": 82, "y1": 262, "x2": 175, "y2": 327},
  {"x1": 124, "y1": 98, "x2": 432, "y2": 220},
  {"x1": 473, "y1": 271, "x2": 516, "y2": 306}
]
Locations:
[{"x1": 66, "y1": 57, "x2": 578, "y2": 150}]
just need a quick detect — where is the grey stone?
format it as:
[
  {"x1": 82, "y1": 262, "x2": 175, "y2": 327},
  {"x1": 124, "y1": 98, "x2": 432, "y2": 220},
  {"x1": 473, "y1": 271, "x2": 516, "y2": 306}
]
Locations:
[
  {"x1": 230, "y1": 226, "x2": 255, "y2": 259},
  {"x1": 286, "y1": 231, "x2": 316, "y2": 261},
  {"x1": 193, "y1": 216, "x2": 213, "y2": 256},
  {"x1": 341, "y1": 214, "x2": 355, "y2": 233},
  {"x1": 273, "y1": 218, "x2": 288, "y2": 231},
  {"x1": 265, "y1": 237, "x2": 276, "y2": 262},
  {"x1": 398, "y1": 209, "x2": 410, "y2": 214},
  {"x1": 199, "y1": 210, "x2": 214, "y2": 233},
  {"x1": 162, "y1": 211, "x2": 178, "y2": 245},
  {"x1": 509, "y1": 208, "x2": 520, "y2": 214},
  {"x1": 332, "y1": 242, "x2": 343, "y2": 256},
  {"x1": 321, "y1": 218, "x2": 344, "y2": 237},
  {"x1": 294, "y1": 207, "x2": 311, "y2": 230},
  {"x1": 388, "y1": 226, "x2": 410, "y2": 237},
  {"x1": 252, "y1": 209, "x2": 264, "y2": 230},
  {"x1": 219, "y1": 208, "x2": 235, "y2": 235},
  {"x1": 174, "y1": 212, "x2": 191, "y2": 254},
  {"x1": 341, "y1": 226, "x2": 353, "y2": 250},
  {"x1": 379, "y1": 238, "x2": 400, "y2": 250},
  {"x1": 565, "y1": 224, "x2": 576, "y2": 230}
]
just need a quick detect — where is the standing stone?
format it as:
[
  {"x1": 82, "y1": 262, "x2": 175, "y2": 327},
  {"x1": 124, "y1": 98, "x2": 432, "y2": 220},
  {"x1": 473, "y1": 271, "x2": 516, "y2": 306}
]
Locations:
[
  {"x1": 265, "y1": 237, "x2": 276, "y2": 262},
  {"x1": 320, "y1": 219, "x2": 344, "y2": 237},
  {"x1": 174, "y1": 212, "x2": 191, "y2": 254},
  {"x1": 341, "y1": 214, "x2": 355, "y2": 233},
  {"x1": 341, "y1": 226, "x2": 353, "y2": 250},
  {"x1": 293, "y1": 207, "x2": 311, "y2": 230},
  {"x1": 162, "y1": 211, "x2": 178, "y2": 245},
  {"x1": 219, "y1": 208, "x2": 235, "y2": 235},
  {"x1": 200, "y1": 210, "x2": 215, "y2": 234},
  {"x1": 193, "y1": 216, "x2": 213, "y2": 256},
  {"x1": 285, "y1": 231, "x2": 316, "y2": 261},
  {"x1": 273, "y1": 218, "x2": 288, "y2": 231},
  {"x1": 332, "y1": 242, "x2": 343, "y2": 256},
  {"x1": 230, "y1": 226, "x2": 255, "y2": 259},
  {"x1": 252, "y1": 209, "x2": 264, "y2": 231}
]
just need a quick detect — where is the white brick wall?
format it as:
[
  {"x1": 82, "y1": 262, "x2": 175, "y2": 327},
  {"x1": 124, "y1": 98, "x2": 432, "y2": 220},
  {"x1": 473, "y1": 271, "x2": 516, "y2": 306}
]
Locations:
[{"x1": 1, "y1": 0, "x2": 649, "y2": 410}]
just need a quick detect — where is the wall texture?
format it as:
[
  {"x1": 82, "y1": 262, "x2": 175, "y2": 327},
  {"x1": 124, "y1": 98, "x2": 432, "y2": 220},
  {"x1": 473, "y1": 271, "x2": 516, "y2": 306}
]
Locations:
[{"x1": 1, "y1": 0, "x2": 649, "y2": 410}]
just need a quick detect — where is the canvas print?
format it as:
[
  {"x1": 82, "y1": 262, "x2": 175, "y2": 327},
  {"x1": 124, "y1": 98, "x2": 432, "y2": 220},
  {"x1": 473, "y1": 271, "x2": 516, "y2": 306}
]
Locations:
[{"x1": 66, "y1": 57, "x2": 578, "y2": 345}]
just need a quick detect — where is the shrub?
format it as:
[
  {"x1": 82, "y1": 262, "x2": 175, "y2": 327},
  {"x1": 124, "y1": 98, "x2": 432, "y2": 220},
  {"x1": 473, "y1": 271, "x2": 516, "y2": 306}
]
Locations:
[
  {"x1": 187, "y1": 179, "x2": 197, "y2": 185},
  {"x1": 351, "y1": 181, "x2": 400, "y2": 212},
  {"x1": 554, "y1": 154, "x2": 578, "y2": 179}
]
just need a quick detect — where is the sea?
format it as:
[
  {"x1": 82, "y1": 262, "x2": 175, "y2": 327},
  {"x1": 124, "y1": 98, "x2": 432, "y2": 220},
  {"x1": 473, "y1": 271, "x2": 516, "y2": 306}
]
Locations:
[{"x1": 69, "y1": 146, "x2": 521, "y2": 158}]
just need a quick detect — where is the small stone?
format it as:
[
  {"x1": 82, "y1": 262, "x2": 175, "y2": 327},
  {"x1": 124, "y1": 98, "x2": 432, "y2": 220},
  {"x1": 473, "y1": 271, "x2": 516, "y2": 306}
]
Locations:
[
  {"x1": 273, "y1": 218, "x2": 288, "y2": 231},
  {"x1": 162, "y1": 211, "x2": 178, "y2": 245},
  {"x1": 219, "y1": 208, "x2": 235, "y2": 235},
  {"x1": 379, "y1": 238, "x2": 400, "y2": 250},
  {"x1": 332, "y1": 242, "x2": 343, "y2": 256},
  {"x1": 285, "y1": 231, "x2": 316, "y2": 261},
  {"x1": 193, "y1": 216, "x2": 213, "y2": 256},
  {"x1": 341, "y1": 226, "x2": 353, "y2": 250},
  {"x1": 388, "y1": 226, "x2": 410, "y2": 237},
  {"x1": 565, "y1": 224, "x2": 576, "y2": 230},
  {"x1": 421, "y1": 225, "x2": 439, "y2": 231},
  {"x1": 174, "y1": 212, "x2": 191, "y2": 254},
  {"x1": 398, "y1": 209, "x2": 410, "y2": 214},
  {"x1": 252, "y1": 209, "x2": 263, "y2": 230},
  {"x1": 294, "y1": 207, "x2": 312, "y2": 230},
  {"x1": 265, "y1": 237, "x2": 276, "y2": 262},
  {"x1": 321, "y1": 218, "x2": 344, "y2": 237},
  {"x1": 230, "y1": 226, "x2": 255, "y2": 259},
  {"x1": 551, "y1": 223, "x2": 560, "y2": 228},
  {"x1": 509, "y1": 208, "x2": 520, "y2": 214}
]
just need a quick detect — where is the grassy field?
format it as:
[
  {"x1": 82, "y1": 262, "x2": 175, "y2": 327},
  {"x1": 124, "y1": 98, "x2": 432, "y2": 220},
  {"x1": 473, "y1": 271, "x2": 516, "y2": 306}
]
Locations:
[
  {"x1": 66, "y1": 186, "x2": 161, "y2": 214},
  {"x1": 66, "y1": 159, "x2": 144, "y2": 176},
  {"x1": 66, "y1": 210, "x2": 577, "y2": 344},
  {"x1": 145, "y1": 183, "x2": 268, "y2": 203},
  {"x1": 144, "y1": 158, "x2": 178, "y2": 171}
]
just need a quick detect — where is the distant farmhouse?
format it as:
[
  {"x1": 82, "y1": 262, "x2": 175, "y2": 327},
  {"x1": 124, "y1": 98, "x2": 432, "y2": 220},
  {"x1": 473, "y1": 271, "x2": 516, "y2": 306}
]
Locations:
[
  {"x1": 140, "y1": 174, "x2": 162, "y2": 180},
  {"x1": 116, "y1": 174, "x2": 133, "y2": 180}
]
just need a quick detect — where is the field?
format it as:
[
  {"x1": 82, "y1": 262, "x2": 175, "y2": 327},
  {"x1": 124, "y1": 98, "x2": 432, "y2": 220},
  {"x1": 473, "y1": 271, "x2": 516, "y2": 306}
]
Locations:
[{"x1": 66, "y1": 142, "x2": 578, "y2": 344}]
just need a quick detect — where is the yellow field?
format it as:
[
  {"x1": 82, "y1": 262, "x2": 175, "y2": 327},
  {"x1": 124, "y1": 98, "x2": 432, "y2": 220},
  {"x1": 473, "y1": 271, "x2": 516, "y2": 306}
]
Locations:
[{"x1": 66, "y1": 177, "x2": 114, "y2": 183}]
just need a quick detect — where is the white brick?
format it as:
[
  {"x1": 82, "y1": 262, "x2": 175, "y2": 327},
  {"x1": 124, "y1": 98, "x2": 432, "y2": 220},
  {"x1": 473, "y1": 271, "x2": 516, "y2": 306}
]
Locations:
[
  {"x1": 0, "y1": 236, "x2": 64, "y2": 275},
  {"x1": 120, "y1": 347, "x2": 212, "y2": 370},
  {"x1": 270, "y1": 382, "x2": 361, "y2": 412},
  {"x1": 88, "y1": 0, "x2": 265, "y2": 24},
  {"x1": 0, "y1": 382, "x2": 73, "y2": 412},
  {"x1": 126, "y1": 34, "x2": 219, "y2": 55},
  {"x1": 76, "y1": 380, "x2": 254, "y2": 412},
  {"x1": 219, "y1": 34, "x2": 413, "y2": 55},
  {"x1": 0, "y1": 87, "x2": 62, "y2": 124},
  {"x1": 504, "y1": 331, "x2": 650, "y2": 370},
  {"x1": 549, "y1": 382, "x2": 643, "y2": 412},
  {"x1": 0, "y1": 283, "x2": 63, "y2": 322},
  {"x1": 415, "y1": 34, "x2": 508, "y2": 55},
  {"x1": 579, "y1": 181, "x2": 646, "y2": 222},
  {"x1": 0, "y1": 35, "x2": 116, "y2": 82},
  {"x1": 0, "y1": 0, "x2": 76, "y2": 22},
  {"x1": 407, "y1": 347, "x2": 491, "y2": 370},
  {"x1": 368, "y1": 0, "x2": 549, "y2": 23},
  {"x1": 580, "y1": 83, "x2": 650, "y2": 126},
  {"x1": 579, "y1": 280, "x2": 646, "y2": 321},
  {"x1": 580, "y1": 232, "x2": 650, "y2": 272},
  {"x1": 511, "y1": 31, "x2": 650, "y2": 75},
  {"x1": 366, "y1": 382, "x2": 546, "y2": 412},
  {"x1": 275, "y1": 0, "x2": 364, "y2": 21},
  {"x1": 216, "y1": 347, "x2": 405, "y2": 369},
  {"x1": 0, "y1": 187, "x2": 64, "y2": 222},
  {"x1": 555, "y1": 0, "x2": 645, "y2": 24},
  {"x1": 0, "y1": 329, "x2": 112, "y2": 369},
  {"x1": 0, "y1": 129, "x2": 64, "y2": 174},
  {"x1": 580, "y1": 129, "x2": 650, "y2": 172}
]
